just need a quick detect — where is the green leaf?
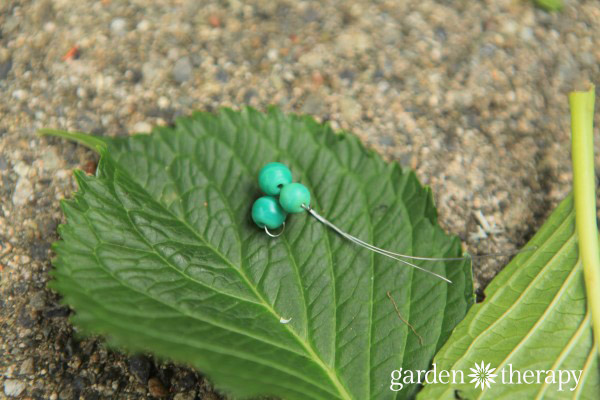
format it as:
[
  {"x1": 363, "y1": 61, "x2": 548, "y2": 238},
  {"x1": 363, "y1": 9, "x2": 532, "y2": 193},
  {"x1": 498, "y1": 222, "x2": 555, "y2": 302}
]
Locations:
[
  {"x1": 45, "y1": 107, "x2": 473, "y2": 399},
  {"x1": 533, "y1": 0, "x2": 563, "y2": 12},
  {"x1": 418, "y1": 194, "x2": 600, "y2": 399}
]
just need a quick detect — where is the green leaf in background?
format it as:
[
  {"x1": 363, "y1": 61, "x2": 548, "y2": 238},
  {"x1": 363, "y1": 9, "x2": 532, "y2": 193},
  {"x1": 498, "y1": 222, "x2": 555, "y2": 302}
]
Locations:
[
  {"x1": 42, "y1": 108, "x2": 473, "y2": 399},
  {"x1": 533, "y1": 0, "x2": 563, "y2": 12},
  {"x1": 418, "y1": 194, "x2": 600, "y2": 399}
]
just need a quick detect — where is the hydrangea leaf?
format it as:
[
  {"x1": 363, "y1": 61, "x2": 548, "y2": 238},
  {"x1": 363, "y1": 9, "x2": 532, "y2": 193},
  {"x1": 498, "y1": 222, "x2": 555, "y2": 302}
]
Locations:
[
  {"x1": 44, "y1": 108, "x2": 473, "y2": 399},
  {"x1": 419, "y1": 194, "x2": 600, "y2": 399}
]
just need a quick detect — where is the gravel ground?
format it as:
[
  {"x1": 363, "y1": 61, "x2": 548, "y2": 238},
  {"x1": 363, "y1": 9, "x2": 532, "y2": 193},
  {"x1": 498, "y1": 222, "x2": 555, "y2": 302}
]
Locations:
[{"x1": 1, "y1": 0, "x2": 600, "y2": 398}]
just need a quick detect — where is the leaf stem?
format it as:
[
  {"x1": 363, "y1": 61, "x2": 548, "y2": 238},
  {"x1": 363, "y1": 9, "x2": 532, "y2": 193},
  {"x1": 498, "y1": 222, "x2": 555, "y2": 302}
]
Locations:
[
  {"x1": 569, "y1": 85, "x2": 600, "y2": 355},
  {"x1": 37, "y1": 128, "x2": 106, "y2": 151}
]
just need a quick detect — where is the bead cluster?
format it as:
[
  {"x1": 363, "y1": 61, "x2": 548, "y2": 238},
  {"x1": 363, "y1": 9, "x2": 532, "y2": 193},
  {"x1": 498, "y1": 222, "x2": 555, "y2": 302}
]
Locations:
[
  {"x1": 251, "y1": 162, "x2": 311, "y2": 230},
  {"x1": 249, "y1": 162, "x2": 463, "y2": 282}
]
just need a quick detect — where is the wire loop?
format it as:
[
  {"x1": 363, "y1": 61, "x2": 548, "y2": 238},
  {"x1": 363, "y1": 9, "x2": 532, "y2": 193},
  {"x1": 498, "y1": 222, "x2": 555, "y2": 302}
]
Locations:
[{"x1": 265, "y1": 222, "x2": 285, "y2": 238}]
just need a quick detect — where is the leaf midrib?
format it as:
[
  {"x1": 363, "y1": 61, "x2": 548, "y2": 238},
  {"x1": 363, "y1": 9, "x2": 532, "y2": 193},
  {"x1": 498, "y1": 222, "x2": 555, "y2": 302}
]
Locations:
[{"x1": 280, "y1": 230, "x2": 310, "y2": 340}]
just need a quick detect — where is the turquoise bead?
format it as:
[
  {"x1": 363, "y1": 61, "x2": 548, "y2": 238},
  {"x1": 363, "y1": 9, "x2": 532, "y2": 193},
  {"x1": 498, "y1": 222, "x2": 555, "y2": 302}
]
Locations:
[
  {"x1": 258, "y1": 162, "x2": 292, "y2": 196},
  {"x1": 252, "y1": 196, "x2": 288, "y2": 229},
  {"x1": 279, "y1": 183, "x2": 311, "y2": 213}
]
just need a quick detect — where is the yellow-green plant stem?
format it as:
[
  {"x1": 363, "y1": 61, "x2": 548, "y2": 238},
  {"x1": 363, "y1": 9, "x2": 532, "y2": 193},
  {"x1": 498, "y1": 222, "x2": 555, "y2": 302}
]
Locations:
[{"x1": 569, "y1": 86, "x2": 600, "y2": 354}]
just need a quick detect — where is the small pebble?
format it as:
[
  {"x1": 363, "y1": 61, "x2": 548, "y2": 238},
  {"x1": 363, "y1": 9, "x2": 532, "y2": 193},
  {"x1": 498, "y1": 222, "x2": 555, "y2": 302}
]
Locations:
[
  {"x1": 58, "y1": 385, "x2": 73, "y2": 400},
  {"x1": 12, "y1": 90, "x2": 27, "y2": 100},
  {"x1": 148, "y1": 377, "x2": 168, "y2": 398},
  {"x1": 520, "y1": 27, "x2": 534, "y2": 41},
  {"x1": 133, "y1": 121, "x2": 152, "y2": 133},
  {"x1": 42, "y1": 149, "x2": 60, "y2": 170},
  {"x1": 379, "y1": 135, "x2": 395, "y2": 147},
  {"x1": 14, "y1": 162, "x2": 29, "y2": 177},
  {"x1": 301, "y1": 93, "x2": 325, "y2": 115},
  {"x1": 4, "y1": 380, "x2": 26, "y2": 397},
  {"x1": 339, "y1": 97, "x2": 362, "y2": 122},
  {"x1": 29, "y1": 292, "x2": 46, "y2": 311},
  {"x1": 216, "y1": 69, "x2": 228, "y2": 83},
  {"x1": 12, "y1": 177, "x2": 33, "y2": 206},
  {"x1": 19, "y1": 358, "x2": 34, "y2": 375},
  {"x1": 172, "y1": 57, "x2": 193, "y2": 83},
  {"x1": 267, "y1": 48, "x2": 278, "y2": 61},
  {"x1": 173, "y1": 393, "x2": 196, "y2": 400},
  {"x1": 0, "y1": 59, "x2": 12, "y2": 80},
  {"x1": 158, "y1": 96, "x2": 170, "y2": 109},
  {"x1": 128, "y1": 355, "x2": 151, "y2": 384},
  {"x1": 208, "y1": 15, "x2": 221, "y2": 28},
  {"x1": 137, "y1": 20, "x2": 150, "y2": 31},
  {"x1": 110, "y1": 18, "x2": 127, "y2": 35}
]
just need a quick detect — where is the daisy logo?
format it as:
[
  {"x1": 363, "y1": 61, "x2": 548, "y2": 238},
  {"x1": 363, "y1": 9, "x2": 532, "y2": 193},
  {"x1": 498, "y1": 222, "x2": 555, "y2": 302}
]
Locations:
[{"x1": 468, "y1": 361, "x2": 497, "y2": 390}]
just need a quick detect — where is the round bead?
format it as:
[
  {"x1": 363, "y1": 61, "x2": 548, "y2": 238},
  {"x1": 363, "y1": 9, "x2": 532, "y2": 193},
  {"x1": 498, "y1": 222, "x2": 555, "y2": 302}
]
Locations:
[
  {"x1": 258, "y1": 162, "x2": 293, "y2": 196},
  {"x1": 252, "y1": 196, "x2": 288, "y2": 229},
  {"x1": 279, "y1": 183, "x2": 311, "y2": 213}
]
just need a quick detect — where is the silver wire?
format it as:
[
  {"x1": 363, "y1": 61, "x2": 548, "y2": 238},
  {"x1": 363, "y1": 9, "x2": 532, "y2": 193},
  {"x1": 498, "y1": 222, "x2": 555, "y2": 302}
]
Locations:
[
  {"x1": 300, "y1": 205, "x2": 535, "y2": 260},
  {"x1": 301, "y1": 204, "x2": 452, "y2": 283},
  {"x1": 334, "y1": 229, "x2": 534, "y2": 261},
  {"x1": 265, "y1": 222, "x2": 285, "y2": 238}
]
